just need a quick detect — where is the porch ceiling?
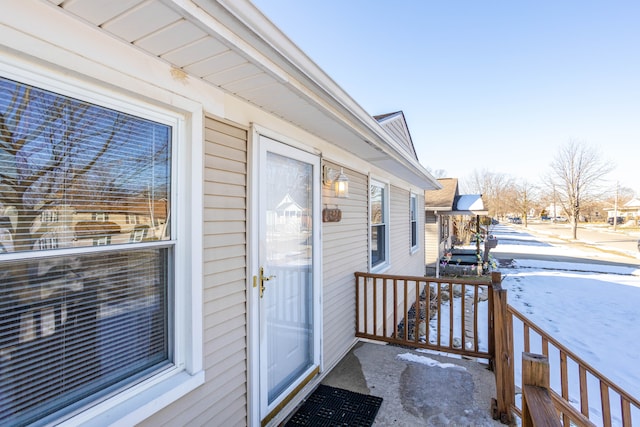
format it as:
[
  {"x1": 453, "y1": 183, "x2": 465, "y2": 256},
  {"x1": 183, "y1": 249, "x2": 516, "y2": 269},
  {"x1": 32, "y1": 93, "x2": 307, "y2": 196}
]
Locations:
[{"x1": 45, "y1": 0, "x2": 440, "y2": 190}]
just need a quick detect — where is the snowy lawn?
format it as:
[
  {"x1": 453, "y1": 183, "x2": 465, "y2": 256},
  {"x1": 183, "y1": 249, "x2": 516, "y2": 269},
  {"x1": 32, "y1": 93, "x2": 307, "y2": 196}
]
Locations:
[{"x1": 491, "y1": 224, "x2": 640, "y2": 424}]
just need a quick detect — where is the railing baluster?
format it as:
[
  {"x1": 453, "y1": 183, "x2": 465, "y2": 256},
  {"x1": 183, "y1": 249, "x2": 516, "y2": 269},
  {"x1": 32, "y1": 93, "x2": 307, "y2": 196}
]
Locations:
[
  {"x1": 383, "y1": 278, "x2": 388, "y2": 338},
  {"x1": 355, "y1": 274, "x2": 361, "y2": 334},
  {"x1": 373, "y1": 277, "x2": 378, "y2": 338},
  {"x1": 472, "y1": 285, "x2": 479, "y2": 352},
  {"x1": 437, "y1": 282, "x2": 442, "y2": 348},
  {"x1": 363, "y1": 276, "x2": 368, "y2": 335},
  {"x1": 425, "y1": 281, "x2": 431, "y2": 346},
  {"x1": 621, "y1": 396, "x2": 632, "y2": 427},
  {"x1": 600, "y1": 380, "x2": 612, "y2": 427},
  {"x1": 524, "y1": 324, "x2": 530, "y2": 353},
  {"x1": 560, "y1": 350, "x2": 570, "y2": 426},
  {"x1": 461, "y1": 284, "x2": 466, "y2": 351},
  {"x1": 393, "y1": 278, "x2": 398, "y2": 339},
  {"x1": 448, "y1": 282, "x2": 454, "y2": 349},
  {"x1": 579, "y1": 365, "x2": 589, "y2": 418},
  {"x1": 403, "y1": 279, "x2": 409, "y2": 341},
  {"x1": 415, "y1": 280, "x2": 420, "y2": 344}
]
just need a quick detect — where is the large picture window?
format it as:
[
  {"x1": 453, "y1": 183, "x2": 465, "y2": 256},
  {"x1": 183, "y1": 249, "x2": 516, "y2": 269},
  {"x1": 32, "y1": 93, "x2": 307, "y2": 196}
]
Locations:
[
  {"x1": 0, "y1": 76, "x2": 172, "y2": 425},
  {"x1": 370, "y1": 180, "x2": 388, "y2": 270}
]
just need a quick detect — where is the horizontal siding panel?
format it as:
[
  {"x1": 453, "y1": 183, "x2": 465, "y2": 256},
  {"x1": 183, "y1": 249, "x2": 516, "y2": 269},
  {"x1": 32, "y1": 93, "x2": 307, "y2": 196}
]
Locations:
[
  {"x1": 204, "y1": 141, "x2": 246, "y2": 163},
  {"x1": 204, "y1": 326, "x2": 246, "y2": 362},
  {"x1": 202, "y1": 233, "x2": 246, "y2": 250},
  {"x1": 192, "y1": 384, "x2": 247, "y2": 427},
  {"x1": 204, "y1": 220, "x2": 245, "y2": 234},
  {"x1": 204, "y1": 193, "x2": 247, "y2": 211},
  {"x1": 204, "y1": 290, "x2": 245, "y2": 314},
  {"x1": 203, "y1": 181, "x2": 245, "y2": 197},
  {"x1": 203, "y1": 279, "x2": 245, "y2": 304},
  {"x1": 158, "y1": 358, "x2": 246, "y2": 426},
  {"x1": 205, "y1": 117, "x2": 248, "y2": 140},
  {"x1": 204, "y1": 339, "x2": 246, "y2": 371},
  {"x1": 204, "y1": 208, "x2": 246, "y2": 222},
  {"x1": 204, "y1": 244, "x2": 246, "y2": 261},
  {"x1": 205, "y1": 127, "x2": 247, "y2": 151},
  {"x1": 204, "y1": 258, "x2": 247, "y2": 276},
  {"x1": 205, "y1": 155, "x2": 246, "y2": 174},
  {"x1": 204, "y1": 314, "x2": 246, "y2": 343},
  {"x1": 205, "y1": 168, "x2": 245, "y2": 186},
  {"x1": 204, "y1": 302, "x2": 246, "y2": 330}
]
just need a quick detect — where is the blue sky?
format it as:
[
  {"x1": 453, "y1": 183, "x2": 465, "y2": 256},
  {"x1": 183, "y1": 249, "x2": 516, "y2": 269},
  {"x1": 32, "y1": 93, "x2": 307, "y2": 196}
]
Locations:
[{"x1": 252, "y1": 1, "x2": 640, "y2": 195}]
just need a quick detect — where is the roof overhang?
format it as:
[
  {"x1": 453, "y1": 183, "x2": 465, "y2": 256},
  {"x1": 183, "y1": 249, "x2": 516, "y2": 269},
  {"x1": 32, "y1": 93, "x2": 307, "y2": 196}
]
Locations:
[{"x1": 38, "y1": 0, "x2": 440, "y2": 190}]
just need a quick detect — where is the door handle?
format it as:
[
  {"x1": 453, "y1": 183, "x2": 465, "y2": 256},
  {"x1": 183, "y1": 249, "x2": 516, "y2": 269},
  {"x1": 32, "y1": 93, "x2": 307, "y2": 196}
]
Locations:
[{"x1": 253, "y1": 267, "x2": 276, "y2": 298}]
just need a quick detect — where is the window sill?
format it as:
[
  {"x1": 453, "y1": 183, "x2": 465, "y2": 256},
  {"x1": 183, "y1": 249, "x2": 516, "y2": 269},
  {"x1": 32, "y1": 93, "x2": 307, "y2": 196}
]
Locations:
[
  {"x1": 371, "y1": 263, "x2": 390, "y2": 274},
  {"x1": 61, "y1": 369, "x2": 205, "y2": 427}
]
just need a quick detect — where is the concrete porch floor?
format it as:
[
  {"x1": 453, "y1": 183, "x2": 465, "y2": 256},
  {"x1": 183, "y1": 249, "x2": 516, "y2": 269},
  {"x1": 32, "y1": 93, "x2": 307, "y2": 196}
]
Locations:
[{"x1": 320, "y1": 341, "x2": 504, "y2": 426}]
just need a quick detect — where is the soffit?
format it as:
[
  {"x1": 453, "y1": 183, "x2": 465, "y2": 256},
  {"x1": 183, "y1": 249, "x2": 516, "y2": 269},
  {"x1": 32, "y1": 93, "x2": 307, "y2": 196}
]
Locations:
[{"x1": 45, "y1": 0, "x2": 440, "y2": 189}]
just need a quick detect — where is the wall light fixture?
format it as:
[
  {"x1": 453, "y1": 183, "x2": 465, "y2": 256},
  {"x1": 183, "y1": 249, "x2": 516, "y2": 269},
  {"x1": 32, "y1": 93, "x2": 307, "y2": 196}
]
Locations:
[{"x1": 323, "y1": 166, "x2": 349, "y2": 198}]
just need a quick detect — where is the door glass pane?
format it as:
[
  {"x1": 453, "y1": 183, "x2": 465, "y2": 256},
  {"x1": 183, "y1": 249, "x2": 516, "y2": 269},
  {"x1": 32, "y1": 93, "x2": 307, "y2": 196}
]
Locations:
[{"x1": 264, "y1": 151, "x2": 313, "y2": 404}]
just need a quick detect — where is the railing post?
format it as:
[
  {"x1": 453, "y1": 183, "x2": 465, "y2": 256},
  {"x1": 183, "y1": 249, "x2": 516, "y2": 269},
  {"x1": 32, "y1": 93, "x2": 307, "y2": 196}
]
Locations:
[
  {"x1": 522, "y1": 352, "x2": 561, "y2": 427},
  {"x1": 491, "y1": 272, "x2": 515, "y2": 424}
]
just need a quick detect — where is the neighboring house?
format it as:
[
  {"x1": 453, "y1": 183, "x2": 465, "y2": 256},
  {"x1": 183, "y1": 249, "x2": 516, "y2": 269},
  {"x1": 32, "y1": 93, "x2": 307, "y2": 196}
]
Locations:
[
  {"x1": 424, "y1": 178, "x2": 488, "y2": 276},
  {"x1": 0, "y1": 2, "x2": 440, "y2": 426},
  {"x1": 605, "y1": 198, "x2": 640, "y2": 222}
]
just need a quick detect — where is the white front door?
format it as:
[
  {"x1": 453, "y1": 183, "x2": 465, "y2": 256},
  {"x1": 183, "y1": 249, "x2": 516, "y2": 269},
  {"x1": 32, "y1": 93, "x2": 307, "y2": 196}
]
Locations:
[{"x1": 255, "y1": 135, "x2": 320, "y2": 423}]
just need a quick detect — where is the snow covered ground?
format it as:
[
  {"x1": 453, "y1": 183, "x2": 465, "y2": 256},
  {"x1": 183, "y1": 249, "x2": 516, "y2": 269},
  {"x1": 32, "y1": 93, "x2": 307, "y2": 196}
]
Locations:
[{"x1": 491, "y1": 223, "x2": 640, "y2": 424}]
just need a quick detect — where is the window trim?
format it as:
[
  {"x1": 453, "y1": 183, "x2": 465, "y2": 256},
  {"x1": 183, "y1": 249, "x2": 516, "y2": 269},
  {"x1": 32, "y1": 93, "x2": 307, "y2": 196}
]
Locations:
[
  {"x1": 410, "y1": 193, "x2": 419, "y2": 253},
  {"x1": 0, "y1": 59, "x2": 204, "y2": 426},
  {"x1": 369, "y1": 177, "x2": 390, "y2": 272}
]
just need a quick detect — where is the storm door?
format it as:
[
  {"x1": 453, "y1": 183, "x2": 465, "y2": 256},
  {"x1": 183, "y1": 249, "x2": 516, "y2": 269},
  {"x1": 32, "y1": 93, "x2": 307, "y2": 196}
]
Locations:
[{"x1": 256, "y1": 135, "x2": 320, "y2": 422}]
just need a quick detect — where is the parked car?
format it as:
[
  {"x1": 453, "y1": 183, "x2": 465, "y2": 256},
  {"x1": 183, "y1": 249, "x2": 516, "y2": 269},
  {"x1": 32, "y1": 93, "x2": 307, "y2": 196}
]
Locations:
[
  {"x1": 607, "y1": 216, "x2": 624, "y2": 225},
  {"x1": 509, "y1": 217, "x2": 522, "y2": 224}
]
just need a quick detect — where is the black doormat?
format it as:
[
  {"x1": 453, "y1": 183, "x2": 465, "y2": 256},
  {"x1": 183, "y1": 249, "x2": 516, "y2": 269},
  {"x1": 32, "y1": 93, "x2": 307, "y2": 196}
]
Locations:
[{"x1": 285, "y1": 384, "x2": 383, "y2": 427}]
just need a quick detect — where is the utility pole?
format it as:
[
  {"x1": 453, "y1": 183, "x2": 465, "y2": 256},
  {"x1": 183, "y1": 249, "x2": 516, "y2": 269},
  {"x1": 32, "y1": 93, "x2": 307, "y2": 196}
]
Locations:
[
  {"x1": 552, "y1": 185, "x2": 557, "y2": 221},
  {"x1": 613, "y1": 181, "x2": 619, "y2": 230}
]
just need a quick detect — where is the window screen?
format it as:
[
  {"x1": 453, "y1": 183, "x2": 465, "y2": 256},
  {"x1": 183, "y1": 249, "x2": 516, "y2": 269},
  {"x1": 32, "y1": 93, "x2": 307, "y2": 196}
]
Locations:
[{"x1": 0, "y1": 76, "x2": 172, "y2": 425}]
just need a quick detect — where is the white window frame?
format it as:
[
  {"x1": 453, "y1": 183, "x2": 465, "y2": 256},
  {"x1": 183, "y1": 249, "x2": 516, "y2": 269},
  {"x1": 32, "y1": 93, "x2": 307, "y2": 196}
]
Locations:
[
  {"x1": 0, "y1": 60, "x2": 204, "y2": 426},
  {"x1": 369, "y1": 178, "x2": 390, "y2": 272},
  {"x1": 410, "y1": 193, "x2": 419, "y2": 253}
]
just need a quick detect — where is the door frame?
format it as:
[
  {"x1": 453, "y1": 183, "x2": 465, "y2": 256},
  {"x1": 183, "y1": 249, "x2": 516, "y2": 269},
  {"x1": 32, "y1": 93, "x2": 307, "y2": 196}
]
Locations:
[{"x1": 248, "y1": 125, "x2": 322, "y2": 426}]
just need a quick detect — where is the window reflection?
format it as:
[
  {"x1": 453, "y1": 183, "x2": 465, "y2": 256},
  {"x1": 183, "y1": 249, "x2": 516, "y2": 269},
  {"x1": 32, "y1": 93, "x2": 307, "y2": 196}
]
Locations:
[{"x1": 0, "y1": 76, "x2": 171, "y2": 254}]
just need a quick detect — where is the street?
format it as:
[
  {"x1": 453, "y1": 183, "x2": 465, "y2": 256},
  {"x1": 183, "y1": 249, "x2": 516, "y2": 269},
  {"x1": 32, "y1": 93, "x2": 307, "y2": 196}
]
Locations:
[{"x1": 491, "y1": 220, "x2": 640, "y2": 267}]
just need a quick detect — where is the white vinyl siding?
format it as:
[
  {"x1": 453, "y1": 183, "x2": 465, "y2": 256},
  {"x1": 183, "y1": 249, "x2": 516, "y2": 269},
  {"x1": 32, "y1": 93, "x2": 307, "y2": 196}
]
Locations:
[
  {"x1": 425, "y1": 212, "x2": 439, "y2": 276},
  {"x1": 140, "y1": 117, "x2": 248, "y2": 426},
  {"x1": 388, "y1": 186, "x2": 425, "y2": 275},
  {"x1": 321, "y1": 163, "x2": 368, "y2": 368}
]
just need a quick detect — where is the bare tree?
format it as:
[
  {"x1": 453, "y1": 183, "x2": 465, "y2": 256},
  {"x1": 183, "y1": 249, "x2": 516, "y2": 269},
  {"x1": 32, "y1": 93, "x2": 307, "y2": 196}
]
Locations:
[
  {"x1": 547, "y1": 140, "x2": 614, "y2": 238},
  {"x1": 510, "y1": 180, "x2": 537, "y2": 227},
  {"x1": 463, "y1": 169, "x2": 514, "y2": 220}
]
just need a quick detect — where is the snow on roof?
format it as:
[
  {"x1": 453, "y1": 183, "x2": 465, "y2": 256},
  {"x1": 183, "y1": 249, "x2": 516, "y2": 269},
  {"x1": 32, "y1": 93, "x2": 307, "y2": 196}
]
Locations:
[{"x1": 452, "y1": 194, "x2": 488, "y2": 215}]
